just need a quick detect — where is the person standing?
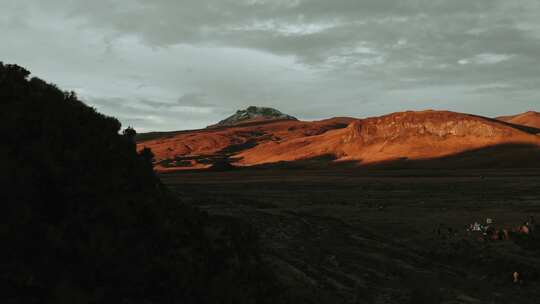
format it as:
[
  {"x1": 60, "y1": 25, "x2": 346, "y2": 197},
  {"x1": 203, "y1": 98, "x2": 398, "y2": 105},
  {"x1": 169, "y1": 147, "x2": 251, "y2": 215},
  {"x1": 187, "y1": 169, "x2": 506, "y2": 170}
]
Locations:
[{"x1": 513, "y1": 271, "x2": 520, "y2": 284}]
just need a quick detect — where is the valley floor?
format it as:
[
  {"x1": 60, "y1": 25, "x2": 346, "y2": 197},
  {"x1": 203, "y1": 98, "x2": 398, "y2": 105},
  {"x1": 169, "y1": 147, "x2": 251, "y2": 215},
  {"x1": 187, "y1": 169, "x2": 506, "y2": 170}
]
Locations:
[{"x1": 161, "y1": 167, "x2": 540, "y2": 304}]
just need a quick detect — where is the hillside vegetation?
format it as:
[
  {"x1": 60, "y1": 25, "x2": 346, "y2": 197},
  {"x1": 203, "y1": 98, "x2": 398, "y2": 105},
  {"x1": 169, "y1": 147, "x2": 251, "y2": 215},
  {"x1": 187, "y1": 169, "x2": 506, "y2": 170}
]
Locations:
[{"x1": 0, "y1": 62, "x2": 281, "y2": 304}]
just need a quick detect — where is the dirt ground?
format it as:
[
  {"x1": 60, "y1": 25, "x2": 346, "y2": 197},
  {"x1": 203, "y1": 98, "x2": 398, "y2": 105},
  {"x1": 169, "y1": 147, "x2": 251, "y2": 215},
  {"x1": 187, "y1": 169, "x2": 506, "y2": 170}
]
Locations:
[{"x1": 160, "y1": 167, "x2": 540, "y2": 304}]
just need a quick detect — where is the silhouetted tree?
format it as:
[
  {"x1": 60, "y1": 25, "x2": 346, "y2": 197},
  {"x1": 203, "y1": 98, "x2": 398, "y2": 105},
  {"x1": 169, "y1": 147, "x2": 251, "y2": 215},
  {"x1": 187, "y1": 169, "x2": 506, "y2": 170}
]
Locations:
[
  {"x1": 0, "y1": 62, "x2": 282, "y2": 304},
  {"x1": 123, "y1": 126, "x2": 137, "y2": 138}
]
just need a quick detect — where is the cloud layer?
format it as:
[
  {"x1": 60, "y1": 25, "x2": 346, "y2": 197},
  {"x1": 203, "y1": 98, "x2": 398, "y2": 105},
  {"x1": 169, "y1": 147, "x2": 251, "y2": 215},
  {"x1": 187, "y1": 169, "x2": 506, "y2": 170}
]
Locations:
[{"x1": 2, "y1": 0, "x2": 539, "y2": 131}]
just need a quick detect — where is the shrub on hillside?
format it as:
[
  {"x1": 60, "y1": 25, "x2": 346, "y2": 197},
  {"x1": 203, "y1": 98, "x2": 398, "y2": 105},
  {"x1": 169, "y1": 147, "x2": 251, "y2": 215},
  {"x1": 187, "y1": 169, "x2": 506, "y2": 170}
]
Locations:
[{"x1": 0, "y1": 62, "x2": 281, "y2": 303}]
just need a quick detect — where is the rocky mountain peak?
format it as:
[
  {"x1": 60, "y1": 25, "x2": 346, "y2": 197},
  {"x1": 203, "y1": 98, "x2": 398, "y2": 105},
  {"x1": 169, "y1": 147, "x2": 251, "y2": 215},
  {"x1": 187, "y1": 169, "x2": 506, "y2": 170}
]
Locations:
[{"x1": 211, "y1": 106, "x2": 297, "y2": 127}]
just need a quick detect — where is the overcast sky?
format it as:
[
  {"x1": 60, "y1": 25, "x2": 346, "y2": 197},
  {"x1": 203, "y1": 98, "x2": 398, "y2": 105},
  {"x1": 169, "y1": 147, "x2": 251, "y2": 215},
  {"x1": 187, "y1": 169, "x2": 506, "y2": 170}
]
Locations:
[{"x1": 2, "y1": 0, "x2": 539, "y2": 131}]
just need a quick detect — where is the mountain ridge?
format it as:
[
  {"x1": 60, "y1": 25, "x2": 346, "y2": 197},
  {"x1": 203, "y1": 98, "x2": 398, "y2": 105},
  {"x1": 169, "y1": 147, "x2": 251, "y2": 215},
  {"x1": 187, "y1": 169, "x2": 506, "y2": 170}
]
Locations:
[
  {"x1": 496, "y1": 111, "x2": 540, "y2": 130},
  {"x1": 137, "y1": 109, "x2": 540, "y2": 171}
]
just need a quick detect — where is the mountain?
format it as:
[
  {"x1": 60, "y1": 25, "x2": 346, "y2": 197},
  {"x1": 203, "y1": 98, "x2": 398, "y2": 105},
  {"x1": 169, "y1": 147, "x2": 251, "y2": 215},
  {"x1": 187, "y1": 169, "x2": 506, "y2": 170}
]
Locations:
[
  {"x1": 209, "y1": 106, "x2": 297, "y2": 127},
  {"x1": 236, "y1": 110, "x2": 540, "y2": 167},
  {"x1": 139, "y1": 116, "x2": 355, "y2": 170},
  {"x1": 496, "y1": 111, "x2": 540, "y2": 130},
  {"x1": 138, "y1": 109, "x2": 540, "y2": 171}
]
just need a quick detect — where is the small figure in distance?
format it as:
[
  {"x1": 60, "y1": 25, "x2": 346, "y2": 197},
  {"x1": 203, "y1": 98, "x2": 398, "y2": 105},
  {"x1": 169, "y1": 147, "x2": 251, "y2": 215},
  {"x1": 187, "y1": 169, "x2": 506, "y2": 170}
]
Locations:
[
  {"x1": 513, "y1": 271, "x2": 521, "y2": 285},
  {"x1": 521, "y1": 223, "x2": 530, "y2": 235}
]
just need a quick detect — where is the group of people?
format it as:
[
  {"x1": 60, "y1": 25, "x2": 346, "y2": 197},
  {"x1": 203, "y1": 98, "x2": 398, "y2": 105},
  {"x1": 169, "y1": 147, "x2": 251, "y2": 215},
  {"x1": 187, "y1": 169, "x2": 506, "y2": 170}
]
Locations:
[
  {"x1": 465, "y1": 216, "x2": 537, "y2": 285},
  {"x1": 434, "y1": 216, "x2": 537, "y2": 285},
  {"x1": 465, "y1": 216, "x2": 536, "y2": 241}
]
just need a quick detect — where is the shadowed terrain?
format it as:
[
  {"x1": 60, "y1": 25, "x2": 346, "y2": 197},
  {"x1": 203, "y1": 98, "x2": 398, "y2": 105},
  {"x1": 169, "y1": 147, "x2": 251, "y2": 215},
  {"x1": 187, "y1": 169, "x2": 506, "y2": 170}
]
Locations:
[
  {"x1": 161, "y1": 164, "x2": 540, "y2": 303},
  {"x1": 135, "y1": 103, "x2": 540, "y2": 303}
]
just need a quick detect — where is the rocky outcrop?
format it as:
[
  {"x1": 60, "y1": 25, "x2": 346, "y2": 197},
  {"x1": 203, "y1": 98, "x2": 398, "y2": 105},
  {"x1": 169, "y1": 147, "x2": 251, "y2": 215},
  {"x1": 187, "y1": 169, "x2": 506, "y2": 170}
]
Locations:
[
  {"x1": 348, "y1": 111, "x2": 516, "y2": 145},
  {"x1": 335, "y1": 110, "x2": 539, "y2": 164},
  {"x1": 210, "y1": 106, "x2": 297, "y2": 127}
]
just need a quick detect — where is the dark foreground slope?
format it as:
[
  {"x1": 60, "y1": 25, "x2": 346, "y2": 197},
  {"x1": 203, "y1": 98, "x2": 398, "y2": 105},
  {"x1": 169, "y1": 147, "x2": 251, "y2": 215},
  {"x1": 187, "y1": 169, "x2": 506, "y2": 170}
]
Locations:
[{"x1": 0, "y1": 63, "x2": 282, "y2": 304}]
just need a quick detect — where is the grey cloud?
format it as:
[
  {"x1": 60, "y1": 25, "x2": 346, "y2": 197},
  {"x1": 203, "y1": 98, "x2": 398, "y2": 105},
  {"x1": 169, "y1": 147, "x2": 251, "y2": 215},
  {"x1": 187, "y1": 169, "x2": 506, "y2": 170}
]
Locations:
[
  {"x1": 1, "y1": 0, "x2": 539, "y2": 131},
  {"x1": 177, "y1": 93, "x2": 215, "y2": 108},
  {"x1": 88, "y1": 96, "x2": 223, "y2": 131}
]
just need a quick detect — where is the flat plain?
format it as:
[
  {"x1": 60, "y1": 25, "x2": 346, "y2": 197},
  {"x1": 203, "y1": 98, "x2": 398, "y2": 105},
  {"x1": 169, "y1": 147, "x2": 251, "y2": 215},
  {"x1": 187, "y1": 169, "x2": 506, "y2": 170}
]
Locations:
[{"x1": 162, "y1": 167, "x2": 540, "y2": 303}]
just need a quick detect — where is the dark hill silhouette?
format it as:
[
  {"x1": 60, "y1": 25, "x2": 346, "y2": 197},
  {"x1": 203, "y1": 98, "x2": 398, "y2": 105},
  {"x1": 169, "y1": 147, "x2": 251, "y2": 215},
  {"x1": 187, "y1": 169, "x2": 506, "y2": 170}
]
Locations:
[{"x1": 0, "y1": 63, "x2": 281, "y2": 303}]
